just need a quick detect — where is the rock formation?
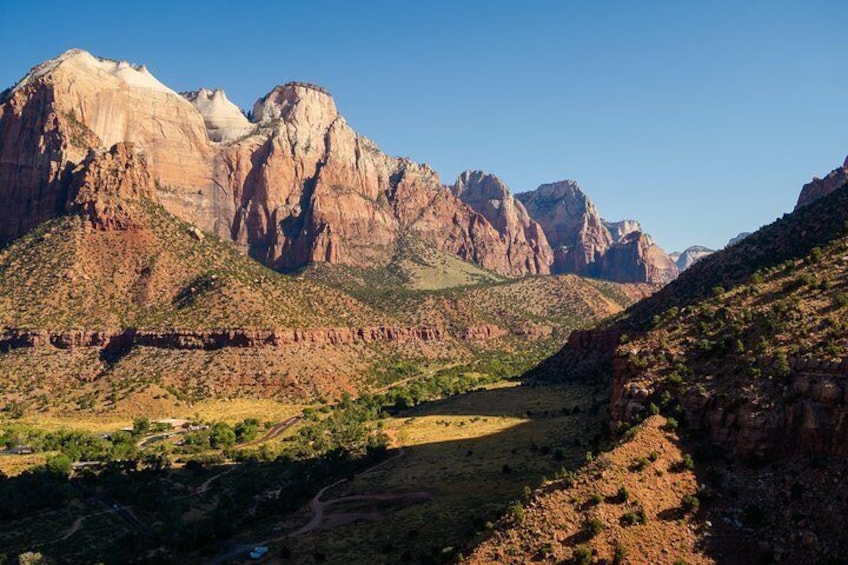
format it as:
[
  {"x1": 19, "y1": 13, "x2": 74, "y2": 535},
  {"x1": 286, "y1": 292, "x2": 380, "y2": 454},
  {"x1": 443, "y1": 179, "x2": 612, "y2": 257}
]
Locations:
[
  {"x1": 795, "y1": 155, "x2": 848, "y2": 210},
  {"x1": 670, "y1": 245, "x2": 714, "y2": 271},
  {"x1": 449, "y1": 170, "x2": 552, "y2": 274},
  {"x1": 604, "y1": 219, "x2": 642, "y2": 242},
  {"x1": 67, "y1": 142, "x2": 155, "y2": 230},
  {"x1": 516, "y1": 180, "x2": 612, "y2": 274},
  {"x1": 182, "y1": 88, "x2": 254, "y2": 142},
  {"x1": 594, "y1": 231, "x2": 679, "y2": 284},
  {"x1": 517, "y1": 180, "x2": 677, "y2": 283},
  {"x1": 727, "y1": 231, "x2": 752, "y2": 246},
  {"x1": 0, "y1": 49, "x2": 550, "y2": 277}
]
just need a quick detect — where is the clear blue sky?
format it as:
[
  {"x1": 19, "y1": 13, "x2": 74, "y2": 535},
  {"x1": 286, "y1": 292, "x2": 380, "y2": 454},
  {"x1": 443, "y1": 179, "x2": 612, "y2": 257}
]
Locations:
[{"x1": 2, "y1": 0, "x2": 846, "y2": 252}]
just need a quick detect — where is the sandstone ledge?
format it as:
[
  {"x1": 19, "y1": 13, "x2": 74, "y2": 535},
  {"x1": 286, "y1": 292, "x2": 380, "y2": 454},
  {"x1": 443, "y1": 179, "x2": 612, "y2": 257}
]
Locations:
[{"x1": 0, "y1": 323, "x2": 548, "y2": 351}]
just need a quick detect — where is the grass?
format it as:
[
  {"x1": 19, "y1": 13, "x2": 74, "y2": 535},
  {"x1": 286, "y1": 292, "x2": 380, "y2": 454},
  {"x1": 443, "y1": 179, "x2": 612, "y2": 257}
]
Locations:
[{"x1": 270, "y1": 382, "x2": 602, "y2": 564}]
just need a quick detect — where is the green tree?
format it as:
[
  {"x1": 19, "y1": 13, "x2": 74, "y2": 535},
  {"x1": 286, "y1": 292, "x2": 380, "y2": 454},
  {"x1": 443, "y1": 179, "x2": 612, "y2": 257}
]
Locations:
[
  {"x1": 44, "y1": 454, "x2": 72, "y2": 478},
  {"x1": 132, "y1": 417, "x2": 150, "y2": 437},
  {"x1": 209, "y1": 422, "x2": 236, "y2": 449}
]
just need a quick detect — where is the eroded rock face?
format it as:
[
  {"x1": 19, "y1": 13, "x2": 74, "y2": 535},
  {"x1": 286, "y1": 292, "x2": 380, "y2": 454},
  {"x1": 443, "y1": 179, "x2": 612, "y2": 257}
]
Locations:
[
  {"x1": 517, "y1": 180, "x2": 677, "y2": 283},
  {"x1": 671, "y1": 245, "x2": 714, "y2": 272},
  {"x1": 182, "y1": 88, "x2": 254, "y2": 143},
  {"x1": 604, "y1": 219, "x2": 642, "y2": 242},
  {"x1": 595, "y1": 232, "x2": 678, "y2": 284},
  {"x1": 450, "y1": 170, "x2": 552, "y2": 274},
  {"x1": 0, "y1": 51, "x2": 552, "y2": 276},
  {"x1": 516, "y1": 180, "x2": 613, "y2": 274},
  {"x1": 67, "y1": 142, "x2": 155, "y2": 230},
  {"x1": 795, "y1": 156, "x2": 848, "y2": 210}
]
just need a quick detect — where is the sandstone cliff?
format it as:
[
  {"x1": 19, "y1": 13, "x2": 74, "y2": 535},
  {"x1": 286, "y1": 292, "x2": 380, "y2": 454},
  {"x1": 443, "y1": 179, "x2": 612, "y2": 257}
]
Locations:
[
  {"x1": 670, "y1": 245, "x2": 714, "y2": 272},
  {"x1": 449, "y1": 170, "x2": 552, "y2": 274},
  {"x1": 0, "y1": 49, "x2": 549, "y2": 276},
  {"x1": 592, "y1": 231, "x2": 679, "y2": 284},
  {"x1": 516, "y1": 180, "x2": 612, "y2": 274},
  {"x1": 604, "y1": 219, "x2": 642, "y2": 242},
  {"x1": 517, "y1": 180, "x2": 677, "y2": 283},
  {"x1": 795, "y1": 155, "x2": 848, "y2": 210}
]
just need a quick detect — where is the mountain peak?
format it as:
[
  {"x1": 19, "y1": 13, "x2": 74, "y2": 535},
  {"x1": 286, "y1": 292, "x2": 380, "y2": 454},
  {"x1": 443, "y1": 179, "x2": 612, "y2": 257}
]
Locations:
[
  {"x1": 252, "y1": 82, "x2": 338, "y2": 125},
  {"x1": 182, "y1": 88, "x2": 252, "y2": 142}
]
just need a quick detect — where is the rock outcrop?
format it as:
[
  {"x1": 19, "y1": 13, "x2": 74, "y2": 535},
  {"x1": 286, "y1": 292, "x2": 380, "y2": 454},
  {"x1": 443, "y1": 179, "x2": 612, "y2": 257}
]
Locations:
[
  {"x1": 0, "y1": 50, "x2": 551, "y2": 276},
  {"x1": 516, "y1": 180, "x2": 613, "y2": 274},
  {"x1": 604, "y1": 219, "x2": 642, "y2": 242},
  {"x1": 67, "y1": 142, "x2": 155, "y2": 230},
  {"x1": 670, "y1": 245, "x2": 714, "y2": 272},
  {"x1": 517, "y1": 180, "x2": 677, "y2": 283},
  {"x1": 795, "y1": 156, "x2": 848, "y2": 210},
  {"x1": 594, "y1": 231, "x2": 679, "y2": 284},
  {"x1": 450, "y1": 170, "x2": 552, "y2": 274},
  {"x1": 182, "y1": 88, "x2": 254, "y2": 142}
]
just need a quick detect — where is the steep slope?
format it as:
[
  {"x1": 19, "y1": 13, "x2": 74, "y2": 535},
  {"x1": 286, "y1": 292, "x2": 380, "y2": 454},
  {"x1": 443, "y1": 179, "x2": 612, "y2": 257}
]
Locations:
[
  {"x1": 450, "y1": 170, "x2": 553, "y2": 274},
  {"x1": 0, "y1": 143, "x2": 377, "y2": 330},
  {"x1": 604, "y1": 219, "x2": 642, "y2": 242},
  {"x1": 519, "y1": 176, "x2": 848, "y2": 563},
  {"x1": 517, "y1": 180, "x2": 613, "y2": 274},
  {"x1": 0, "y1": 49, "x2": 549, "y2": 276},
  {"x1": 517, "y1": 180, "x2": 678, "y2": 283},
  {"x1": 795, "y1": 155, "x2": 848, "y2": 209}
]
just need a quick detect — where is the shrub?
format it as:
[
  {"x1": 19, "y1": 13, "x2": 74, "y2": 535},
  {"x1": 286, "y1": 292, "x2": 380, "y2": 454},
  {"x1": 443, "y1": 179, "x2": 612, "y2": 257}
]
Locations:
[
  {"x1": 586, "y1": 517, "x2": 604, "y2": 537},
  {"x1": 681, "y1": 494, "x2": 700, "y2": 513},
  {"x1": 616, "y1": 486, "x2": 630, "y2": 503},
  {"x1": 613, "y1": 543, "x2": 627, "y2": 565},
  {"x1": 510, "y1": 502, "x2": 524, "y2": 524},
  {"x1": 631, "y1": 457, "x2": 649, "y2": 472},
  {"x1": 665, "y1": 417, "x2": 679, "y2": 431},
  {"x1": 573, "y1": 545, "x2": 592, "y2": 565},
  {"x1": 620, "y1": 506, "x2": 647, "y2": 526}
]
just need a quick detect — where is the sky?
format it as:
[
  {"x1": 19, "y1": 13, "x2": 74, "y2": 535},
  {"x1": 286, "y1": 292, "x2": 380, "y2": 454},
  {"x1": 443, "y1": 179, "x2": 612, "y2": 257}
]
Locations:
[{"x1": 1, "y1": 0, "x2": 846, "y2": 252}]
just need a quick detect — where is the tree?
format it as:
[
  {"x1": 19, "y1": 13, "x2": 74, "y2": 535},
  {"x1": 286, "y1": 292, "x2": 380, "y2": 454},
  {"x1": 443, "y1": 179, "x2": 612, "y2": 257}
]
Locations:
[
  {"x1": 44, "y1": 454, "x2": 72, "y2": 479},
  {"x1": 209, "y1": 422, "x2": 236, "y2": 449},
  {"x1": 132, "y1": 417, "x2": 150, "y2": 437}
]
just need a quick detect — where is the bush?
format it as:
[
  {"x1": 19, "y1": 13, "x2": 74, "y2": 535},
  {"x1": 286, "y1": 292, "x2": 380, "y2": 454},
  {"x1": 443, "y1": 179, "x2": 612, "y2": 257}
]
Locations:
[
  {"x1": 510, "y1": 502, "x2": 524, "y2": 524},
  {"x1": 586, "y1": 517, "x2": 604, "y2": 537},
  {"x1": 573, "y1": 545, "x2": 592, "y2": 565},
  {"x1": 613, "y1": 543, "x2": 627, "y2": 565},
  {"x1": 620, "y1": 505, "x2": 647, "y2": 526},
  {"x1": 616, "y1": 486, "x2": 630, "y2": 503},
  {"x1": 681, "y1": 494, "x2": 700, "y2": 513}
]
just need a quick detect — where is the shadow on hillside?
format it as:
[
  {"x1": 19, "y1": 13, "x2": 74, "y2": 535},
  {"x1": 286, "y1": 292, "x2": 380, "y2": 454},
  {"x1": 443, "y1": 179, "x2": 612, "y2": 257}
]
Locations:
[{"x1": 0, "y1": 381, "x2": 612, "y2": 565}]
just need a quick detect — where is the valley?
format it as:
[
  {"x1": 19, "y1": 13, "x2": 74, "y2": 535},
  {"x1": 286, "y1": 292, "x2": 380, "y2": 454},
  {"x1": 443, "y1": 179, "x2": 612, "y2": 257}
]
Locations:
[{"x1": 0, "y1": 16, "x2": 845, "y2": 565}]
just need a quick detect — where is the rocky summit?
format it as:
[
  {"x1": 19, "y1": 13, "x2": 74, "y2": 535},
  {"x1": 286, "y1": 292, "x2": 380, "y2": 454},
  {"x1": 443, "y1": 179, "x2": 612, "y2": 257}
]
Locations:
[
  {"x1": 517, "y1": 180, "x2": 678, "y2": 283},
  {"x1": 670, "y1": 244, "x2": 715, "y2": 272},
  {"x1": 795, "y1": 155, "x2": 848, "y2": 210}
]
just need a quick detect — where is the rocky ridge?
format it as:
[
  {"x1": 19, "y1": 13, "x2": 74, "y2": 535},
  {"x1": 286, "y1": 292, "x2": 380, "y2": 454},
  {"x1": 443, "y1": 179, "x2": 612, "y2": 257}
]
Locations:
[
  {"x1": 795, "y1": 155, "x2": 848, "y2": 209},
  {"x1": 670, "y1": 245, "x2": 715, "y2": 272},
  {"x1": 449, "y1": 170, "x2": 552, "y2": 274},
  {"x1": 516, "y1": 180, "x2": 678, "y2": 283},
  {"x1": 0, "y1": 49, "x2": 548, "y2": 277}
]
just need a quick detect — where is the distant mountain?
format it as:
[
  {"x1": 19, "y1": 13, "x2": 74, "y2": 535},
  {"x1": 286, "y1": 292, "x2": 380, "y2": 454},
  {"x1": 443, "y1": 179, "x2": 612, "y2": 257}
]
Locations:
[
  {"x1": 669, "y1": 245, "x2": 714, "y2": 271},
  {"x1": 449, "y1": 170, "x2": 553, "y2": 275},
  {"x1": 727, "y1": 231, "x2": 752, "y2": 246},
  {"x1": 517, "y1": 181, "x2": 677, "y2": 283},
  {"x1": 603, "y1": 219, "x2": 642, "y2": 242}
]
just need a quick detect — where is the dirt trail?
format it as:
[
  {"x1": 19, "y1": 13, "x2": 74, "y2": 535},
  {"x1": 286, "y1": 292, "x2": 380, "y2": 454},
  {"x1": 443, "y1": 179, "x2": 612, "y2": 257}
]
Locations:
[{"x1": 240, "y1": 416, "x2": 301, "y2": 448}]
